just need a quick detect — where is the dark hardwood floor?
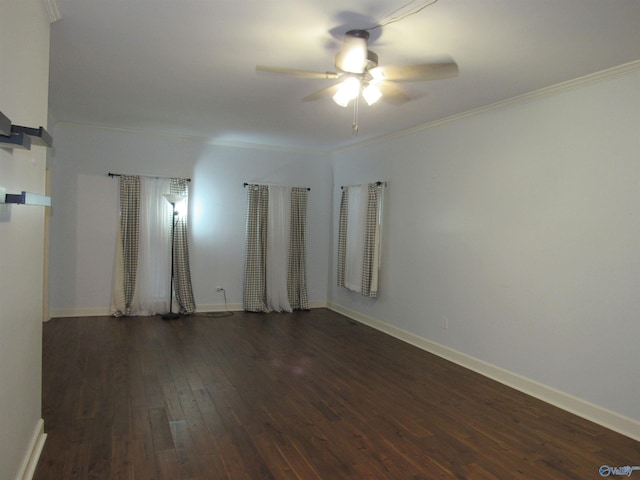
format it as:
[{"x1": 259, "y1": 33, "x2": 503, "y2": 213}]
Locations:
[{"x1": 35, "y1": 309, "x2": 638, "y2": 479}]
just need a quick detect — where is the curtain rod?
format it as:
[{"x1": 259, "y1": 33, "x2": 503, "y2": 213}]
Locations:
[
  {"x1": 340, "y1": 181, "x2": 386, "y2": 190},
  {"x1": 108, "y1": 172, "x2": 191, "y2": 182},
  {"x1": 244, "y1": 182, "x2": 310, "y2": 191}
]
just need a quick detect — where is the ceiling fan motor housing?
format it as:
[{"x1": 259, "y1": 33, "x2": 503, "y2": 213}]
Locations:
[
  {"x1": 365, "y1": 50, "x2": 378, "y2": 70},
  {"x1": 345, "y1": 29, "x2": 370, "y2": 40}
]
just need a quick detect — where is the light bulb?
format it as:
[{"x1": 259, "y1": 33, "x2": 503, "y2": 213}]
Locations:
[
  {"x1": 369, "y1": 67, "x2": 385, "y2": 81},
  {"x1": 362, "y1": 82, "x2": 382, "y2": 105},
  {"x1": 333, "y1": 77, "x2": 361, "y2": 107}
]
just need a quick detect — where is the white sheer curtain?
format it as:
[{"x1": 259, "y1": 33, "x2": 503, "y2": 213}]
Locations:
[
  {"x1": 137, "y1": 177, "x2": 172, "y2": 315},
  {"x1": 337, "y1": 182, "x2": 384, "y2": 297},
  {"x1": 266, "y1": 186, "x2": 292, "y2": 312},
  {"x1": 243, "y1": 184, "x2": 309, "y2": 313},
  {"x1": 112, "y1": 177, "x2": 173, "y2": 316},
  {"x1": 344, "y1": 185, "x2": 368, "y2": 293}
]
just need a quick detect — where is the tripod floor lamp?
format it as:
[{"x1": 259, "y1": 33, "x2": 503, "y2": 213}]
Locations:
[{"x1": 162, "y1": 193, "x2": 186, "y2": 320}]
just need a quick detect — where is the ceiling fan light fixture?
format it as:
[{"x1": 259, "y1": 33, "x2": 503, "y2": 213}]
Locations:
[
  {"x1": 335, "y1": 30, "x2": 369, "y2": 73},
  {"x1": 369, "y1": 67, "x2": 385, "y2": 81},
  {"x1": 335, "y1": 45, "x2": 367, "y2": 74},
  {"x1": 333, "y1": 77, "x2": 361, "y2": 107},
  {"x1": 362, "y1": 82, "x2": 383, "y2": 106},
  {"x1": 332, "y1": 92, "x2": 350, "y2": 107}
]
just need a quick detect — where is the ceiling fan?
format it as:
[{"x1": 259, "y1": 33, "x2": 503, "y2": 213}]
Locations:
[{"x1": 256, "y1": 29, "x2": 458, "y2": 109}]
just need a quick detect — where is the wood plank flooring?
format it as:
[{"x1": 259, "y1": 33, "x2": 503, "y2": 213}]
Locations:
[{"x1": 35, "y1": 309, "x2": 639, "y2": 479}]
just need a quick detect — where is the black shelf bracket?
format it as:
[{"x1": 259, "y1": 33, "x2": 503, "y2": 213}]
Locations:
[
  {"x1": 11, "y1": 125, "x2": 53, "y2": 147},
  {"x1": 0, "y1": 131, "x2": 31, "y2": 150},
  {"x1": 3, "y1": 191, "x2": 51, "y2": 206},
  {"x1": 0, "y1": 110, "x2": 10, "y2": 137},
  {"x1": 0, "y1": 109, "x2": 52, "y2": 150}
]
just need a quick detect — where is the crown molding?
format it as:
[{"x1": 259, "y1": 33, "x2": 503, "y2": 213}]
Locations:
[
  {"x1": 51, "y1": 59, "x2": 640, "y2": 156},
  {"x1": 54, "y1": 121, "x2": 330, "y2": 156},
  {"x1": 335, "y1": 59, "x2": 640, "y2": 154}
]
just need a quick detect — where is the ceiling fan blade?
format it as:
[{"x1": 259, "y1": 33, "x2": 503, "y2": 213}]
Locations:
[
  {"x1": 373, "y1": 61, "x2": 459, "y2": 82},
  {"x1": 378, "y1": 82, "x2": 411, "y2": 105},
  {"x1": 302, "y1": 84, "x2": 340, "y2": 102},
  {"x1": 256, "y1": 65, "x2": 340, "y2": 80}
]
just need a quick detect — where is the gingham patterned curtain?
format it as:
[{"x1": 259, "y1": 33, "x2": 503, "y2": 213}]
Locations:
[
  {"x1": 243, "y1": 185, "x2": 269, "y2": 312},
  {"x1": 116, "y1": 175, "x2": 141, "y2": 315},
  {"x1": 288, "y1": 187, "x2": 309, "y2": 310},
  {"x1": 169, "y1": 178, "x2": 196, "y2": 314},
  {"x1": 337, "y1": 188, "x2": 349, "y2": 289},
  {"x1": 362, "y1": 183, "x2": 381, "y2": 297},
  {"x1": 337, "y1": 183, "x2": 383, "y2": 298}
]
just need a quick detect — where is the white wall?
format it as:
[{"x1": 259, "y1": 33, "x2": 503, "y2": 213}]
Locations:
[
  {"x1": 330, "y1": 69, "x2": 640, "y2": 433},
  {"x1": 49, "y1": 125, "x2": 332, "y2": 315},
  {"x1": 0, "y1": 0, "x2": 50, "y2": 478}
]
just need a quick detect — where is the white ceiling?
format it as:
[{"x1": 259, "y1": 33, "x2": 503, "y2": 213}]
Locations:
[{"x1": 48, "y1": 0, "x2": 640, "y2": 152}]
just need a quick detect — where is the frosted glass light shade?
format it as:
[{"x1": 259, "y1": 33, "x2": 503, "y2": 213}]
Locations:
[
  {"x1": 333, "y1": 77, "x2": 361, "y2": 107},
  {"x1": 362, "y1": 83, "x2": 382, "y2": 105},
  {"x1": 335, "y1": 36, "x2": 368, "y2": 73},
  {"x1": 163, "y1": 194, "x2": 185, "y2": 205}
]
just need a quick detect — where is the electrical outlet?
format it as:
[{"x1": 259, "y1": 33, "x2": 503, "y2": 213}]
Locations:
[
  {"x1": 216, "y1": 287, "x2": 224, "y2": 292},
  {"x1": 442, "y1": 316, "x2": 449, "y2": 329}
]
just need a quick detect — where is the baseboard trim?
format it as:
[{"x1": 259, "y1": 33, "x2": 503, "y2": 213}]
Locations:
[
  {"x1": 15, "y1": 418, "x2": 46, "y2": 480},
  {"x1": 196, "y1": 300, "x2": 328, "y2": 313},
  {"x1": 51, "y1": 301, "x2": 330, "y2": 318},
  {"x1": 327, "y1": 302, "x2": 640, "y2": 442},
  {"x1": 49, "y1": 307, "x2": 111, "y2": 318},
  {"x1": 195, "y1": 303, "x2": 244, "y2": 313},
  {"x1": 309, "y1": 300, "x2": 328, "y2": 309}
]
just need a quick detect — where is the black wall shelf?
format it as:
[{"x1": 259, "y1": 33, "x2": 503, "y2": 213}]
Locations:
[
  {"x1": 0, "y1": 109, "x2": 52, "y2": 150},
  {"x1": 11, "y1": 125, "x2": 53, "y2": 147},
  {"x1": 4, "y1": 191, "x2": 51, "y2": 206},
  {"x1": 0, "y1": 131, "x2": 31, "y2": 150},
  {"x1": 0, "y1": 110, "x2": 10, "y2": 137}
]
